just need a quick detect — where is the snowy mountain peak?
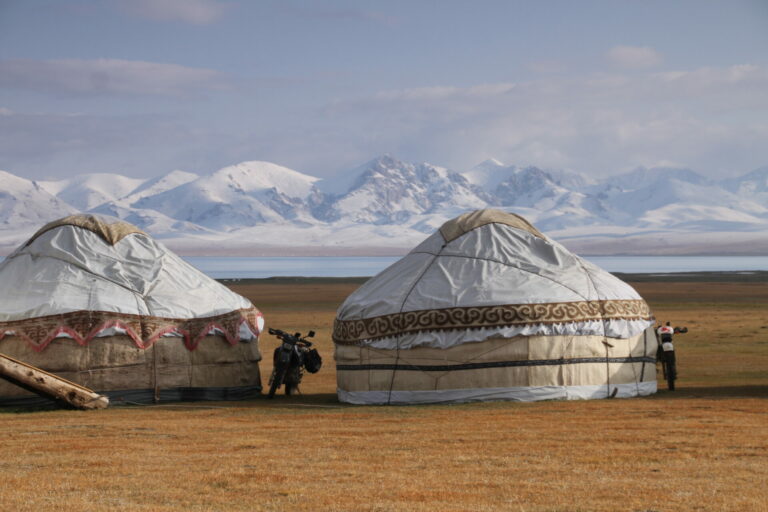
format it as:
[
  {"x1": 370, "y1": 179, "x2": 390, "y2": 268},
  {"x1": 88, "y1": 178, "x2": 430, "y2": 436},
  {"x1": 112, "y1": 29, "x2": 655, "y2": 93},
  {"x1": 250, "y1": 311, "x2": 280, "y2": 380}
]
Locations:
[
  {"x1": 476, "y1": 158, "x2": 505, "y2": 169},
  {"x1": 1, "y1": 170, "x2": 34, "y2": 189},
  {"x1": 317, "y1": 154, "x2": 428, "y2": 196},
  {"x1": 721, "y1": 165, "x2": 768, "y2": 197},
  {"x1": 463, "y1": 160, "x2": 517, "y2": 191},
  {"x1": 38, "y1": 173, "x2": 146, "y2": 211},
  {"x1": 492, "y1": 166, "x2": 564, "y2": 207},
  {"x1": 606, "y1": 166, "x2": 707, "y2": 191},
  {"x1": 123, "y1": 160, "x2": 322, "y2": 231},
  {"x1": 1, "y1": 158, "x2": 767, "y2": 256},
  {"x1": 127, "y1": 170, "x2": 198, "y2": 199},
  {"x1": 468, "y1": 158, "x2": 507, "y2": 177},
  {"x1": 210, "y1": 161, "x2": 319, "y2": 198},
  {"x1": 0, "y1": 170, "x2": 76, "y2": 227},
  {"x1": 312, "y1": 155, "x2": 487, "y2": 225}
]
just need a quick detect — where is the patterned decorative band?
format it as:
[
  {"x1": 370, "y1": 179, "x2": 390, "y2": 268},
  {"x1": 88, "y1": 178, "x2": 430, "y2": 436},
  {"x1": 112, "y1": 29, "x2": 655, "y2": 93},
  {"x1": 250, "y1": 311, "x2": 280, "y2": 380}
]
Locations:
[
  {"x1": 0, "y1": 308, "x2": 262, "y2": 352},
  {"x1": 333, "y1": 299, "x2": 652, "y2": 345}
]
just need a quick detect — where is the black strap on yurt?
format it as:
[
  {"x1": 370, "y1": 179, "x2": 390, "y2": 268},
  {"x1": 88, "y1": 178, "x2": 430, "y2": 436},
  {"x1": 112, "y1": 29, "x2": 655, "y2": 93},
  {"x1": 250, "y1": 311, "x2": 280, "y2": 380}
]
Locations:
[{"x1": 339, "y1": 355, "x2": 654, "y2": 373}]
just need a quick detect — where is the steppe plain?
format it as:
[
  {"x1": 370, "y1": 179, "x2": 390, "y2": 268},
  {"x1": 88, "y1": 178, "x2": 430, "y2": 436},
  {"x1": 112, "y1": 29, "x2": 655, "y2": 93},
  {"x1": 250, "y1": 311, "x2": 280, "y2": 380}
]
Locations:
[{"x1": 1, "y1": 273, "x2": 767, "y2": 512}]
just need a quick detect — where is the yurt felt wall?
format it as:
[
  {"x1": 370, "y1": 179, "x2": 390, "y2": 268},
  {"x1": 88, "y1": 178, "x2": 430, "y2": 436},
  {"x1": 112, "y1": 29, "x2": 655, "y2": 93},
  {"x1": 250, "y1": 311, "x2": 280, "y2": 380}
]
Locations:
[
  {"x1": 0, "y1": 214, "x2": 264, "y2": 406},
  {"x1": 333, "y1": 209, "x2": 657, "y2": 405},
  {"x1": 0, "y1": 334, "x2": 261, "y2": 406}
]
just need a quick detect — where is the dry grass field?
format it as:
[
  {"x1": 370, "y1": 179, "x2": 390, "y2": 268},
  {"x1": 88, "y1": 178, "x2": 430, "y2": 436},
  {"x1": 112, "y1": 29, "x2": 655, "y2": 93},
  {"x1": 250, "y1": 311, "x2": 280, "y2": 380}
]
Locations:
[{"x1": 1, "y1": 275, "x2": 767, "y2": 512}]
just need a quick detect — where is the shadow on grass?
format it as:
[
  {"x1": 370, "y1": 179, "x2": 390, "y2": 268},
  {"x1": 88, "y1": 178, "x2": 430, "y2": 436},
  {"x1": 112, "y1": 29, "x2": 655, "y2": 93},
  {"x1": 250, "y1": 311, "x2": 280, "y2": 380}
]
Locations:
[
  {"x1": 651, "y1": 385, "x2": 768, "y2": 399},
  {"x1": 175, "y1": 386, "x2": 768, "y2": 411},
  {"x1": 253, "y1": 392, "x2": 346, "y2": 408},
  {"x1": 6, "y1": 387, "x2": 767, "y2": 413},
  {"x1": 256, "y1": 388, "x2": 768, "y2": 408}
]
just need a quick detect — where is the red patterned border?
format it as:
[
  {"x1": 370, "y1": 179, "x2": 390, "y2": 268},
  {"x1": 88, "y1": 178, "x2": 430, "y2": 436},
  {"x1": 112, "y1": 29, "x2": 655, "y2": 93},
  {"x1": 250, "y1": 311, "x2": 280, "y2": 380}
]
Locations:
[
  {"x1": 0, "y1": 308, "x2": 263, "y2": 352},
  {"x1": 333, "y1": 299, "x2": 652, "y2": 345}
]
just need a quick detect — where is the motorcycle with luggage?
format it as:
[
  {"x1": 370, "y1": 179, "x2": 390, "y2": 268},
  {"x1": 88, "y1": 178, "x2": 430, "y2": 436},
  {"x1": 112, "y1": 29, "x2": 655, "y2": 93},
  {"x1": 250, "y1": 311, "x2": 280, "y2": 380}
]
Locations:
[{"x1": 266, "y1": 327, "x2": 322, "y2": 398}]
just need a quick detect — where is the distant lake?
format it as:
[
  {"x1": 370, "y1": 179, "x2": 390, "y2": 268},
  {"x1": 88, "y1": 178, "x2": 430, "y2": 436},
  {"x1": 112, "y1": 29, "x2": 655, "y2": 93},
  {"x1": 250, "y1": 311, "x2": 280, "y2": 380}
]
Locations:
[
  {"x1": 184, "y1": 255, "x2": 768, "y2": 279},
  {"x1": 184, "y1": 256, "x2": 398, "y2": 279}
]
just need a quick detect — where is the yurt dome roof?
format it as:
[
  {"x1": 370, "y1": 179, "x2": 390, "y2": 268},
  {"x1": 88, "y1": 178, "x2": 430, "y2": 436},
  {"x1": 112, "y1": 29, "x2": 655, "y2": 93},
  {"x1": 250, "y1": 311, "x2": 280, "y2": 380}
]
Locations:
[
  {"x1": 334, "y1": 209, "x2": 653, "y2": 350},
  {"x1": 0, "y1": 214, "x2": 263, "y2": 351},
  {"x1": 438, "y1": 209, "x2": 546, "y2": 242},
  {"x1": 26, "y1": 214, "x2": 147, "y2": 247}
]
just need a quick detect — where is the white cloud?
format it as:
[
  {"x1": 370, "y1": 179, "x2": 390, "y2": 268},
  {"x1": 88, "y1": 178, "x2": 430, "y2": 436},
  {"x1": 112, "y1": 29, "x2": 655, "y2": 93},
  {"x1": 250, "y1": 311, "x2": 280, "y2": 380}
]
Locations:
[
  {"x1": 0, "y1": 59, "x2": 228, "y2": 97},
  {"x1": 0, "y1": 107, "x2": 12, "y2": 116},
  {"x1": 0, "y1": 109, "x2": 224, "y2": 179},
  {"x1": 309, "y1": 64, "x2": 768, "y2": 177},
  {"x1": 2, "y1": 60, "x2": 767, "y2": 181},
  {"x1": 607, "y1": 45, "x2": 663, "y2": 69},
  {"x1": 118, "y1": 0, "x2": 228, "y2": 25}
]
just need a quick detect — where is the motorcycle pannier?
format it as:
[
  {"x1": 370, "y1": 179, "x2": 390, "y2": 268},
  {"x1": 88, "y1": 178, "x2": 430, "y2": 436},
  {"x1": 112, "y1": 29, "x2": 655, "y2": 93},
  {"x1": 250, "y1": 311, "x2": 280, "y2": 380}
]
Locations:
[{"x1": 304, "y1": 348, "x2": 322, "y2": 373}]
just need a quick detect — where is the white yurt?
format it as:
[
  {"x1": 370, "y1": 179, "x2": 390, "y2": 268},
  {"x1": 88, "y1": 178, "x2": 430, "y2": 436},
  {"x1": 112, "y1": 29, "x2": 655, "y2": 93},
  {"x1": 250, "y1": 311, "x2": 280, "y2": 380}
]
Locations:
[
  {"x1": 0, "y1": 214, "x2": 264, "y2": 406},
  {"x1": 333, "y1": 209, "x2": 657, "y2": 404}
]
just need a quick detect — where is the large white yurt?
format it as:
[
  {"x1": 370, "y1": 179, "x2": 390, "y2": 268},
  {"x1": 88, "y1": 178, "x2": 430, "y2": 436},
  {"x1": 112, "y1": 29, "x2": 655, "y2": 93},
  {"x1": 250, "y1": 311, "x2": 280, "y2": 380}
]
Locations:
[
  {"x1": 333, "y1": 209, "x2": 657, "y2": 405},
  {"x1": 0, "y1": 214, "x2": 264, "y2": 406}
]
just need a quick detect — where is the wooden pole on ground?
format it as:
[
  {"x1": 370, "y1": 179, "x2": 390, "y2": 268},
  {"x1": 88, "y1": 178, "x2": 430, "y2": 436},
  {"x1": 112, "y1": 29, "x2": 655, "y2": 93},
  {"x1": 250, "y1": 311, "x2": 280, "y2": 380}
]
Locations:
[{"x1": 0, "y1": 353, "x2": 109, "y2": 410}]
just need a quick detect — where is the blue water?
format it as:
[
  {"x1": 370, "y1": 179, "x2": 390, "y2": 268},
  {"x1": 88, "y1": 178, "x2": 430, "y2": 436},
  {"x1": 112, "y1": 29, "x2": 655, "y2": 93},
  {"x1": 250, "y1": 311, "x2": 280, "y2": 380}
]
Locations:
[
  {"x1": 586, "y1": 256, "x2": 768, "y2": 274},
  {"x1": 183, "y1": 255, "x2": 768, "y2": 279},
  {"x1": 183, "y1": 256, "x2": 400, "y2": 279}
]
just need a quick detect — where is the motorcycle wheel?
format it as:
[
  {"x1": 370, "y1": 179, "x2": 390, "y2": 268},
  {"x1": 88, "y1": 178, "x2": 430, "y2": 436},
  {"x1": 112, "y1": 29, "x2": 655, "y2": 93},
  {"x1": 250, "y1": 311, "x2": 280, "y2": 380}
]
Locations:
[
  {"x1": 268, "y1": 365, "x2": 286, "y2": 399},
  {"x1": 664, "y1": 353, "x2": 677, "y2": 391},
  {"x1": 284, "y1": 365, "x2": 302, "y2": 396}
]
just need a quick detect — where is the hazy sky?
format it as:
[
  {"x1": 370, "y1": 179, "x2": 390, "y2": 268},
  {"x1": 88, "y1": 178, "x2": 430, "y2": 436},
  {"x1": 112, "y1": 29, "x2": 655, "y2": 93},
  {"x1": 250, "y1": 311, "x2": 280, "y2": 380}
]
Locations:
[{"x1": 1, "y1": 0, "x2": 767, "y2": 181}]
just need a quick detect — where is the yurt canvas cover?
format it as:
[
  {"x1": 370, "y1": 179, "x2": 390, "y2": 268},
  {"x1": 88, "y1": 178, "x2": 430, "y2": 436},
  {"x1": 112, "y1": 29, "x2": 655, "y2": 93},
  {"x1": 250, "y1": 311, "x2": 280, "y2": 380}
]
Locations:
[
  {"x1": 0, "y1": 214, "x2": 264, "y2": 406},
  {"x1": 333, "y1": 209, "x2": 657, "y2": 405}
]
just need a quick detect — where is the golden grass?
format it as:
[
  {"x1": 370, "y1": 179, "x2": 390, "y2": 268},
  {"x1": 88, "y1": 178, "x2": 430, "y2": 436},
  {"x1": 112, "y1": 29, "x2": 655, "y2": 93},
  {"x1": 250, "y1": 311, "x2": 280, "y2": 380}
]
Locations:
[{"x1": 1, "y1": 279, "x2": 767, "y2": 512}]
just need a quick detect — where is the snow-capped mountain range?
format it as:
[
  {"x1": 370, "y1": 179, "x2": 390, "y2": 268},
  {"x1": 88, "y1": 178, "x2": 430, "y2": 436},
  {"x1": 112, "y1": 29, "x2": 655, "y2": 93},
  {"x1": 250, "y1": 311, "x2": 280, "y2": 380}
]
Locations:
[{"x1": 1, "y1": 155, "x2": 767, "y2": 256}]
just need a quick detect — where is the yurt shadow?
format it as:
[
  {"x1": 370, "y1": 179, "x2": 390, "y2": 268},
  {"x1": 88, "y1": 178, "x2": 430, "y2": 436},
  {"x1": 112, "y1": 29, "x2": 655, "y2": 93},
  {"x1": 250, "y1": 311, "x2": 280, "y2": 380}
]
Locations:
[{"x1": 647, "y1": 385, "x2": 768, "y2": 400}]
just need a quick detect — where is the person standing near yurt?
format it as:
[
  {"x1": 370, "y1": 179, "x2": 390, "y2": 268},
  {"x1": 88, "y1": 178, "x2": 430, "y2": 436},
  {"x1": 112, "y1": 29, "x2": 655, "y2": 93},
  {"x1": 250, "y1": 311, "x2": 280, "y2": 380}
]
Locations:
[
  {"x1": 0, "y1": 214, "x2": 265, "y2": 406},
  {"x1": 333, "y1": 209, "x2": 657, "y2": 405}
]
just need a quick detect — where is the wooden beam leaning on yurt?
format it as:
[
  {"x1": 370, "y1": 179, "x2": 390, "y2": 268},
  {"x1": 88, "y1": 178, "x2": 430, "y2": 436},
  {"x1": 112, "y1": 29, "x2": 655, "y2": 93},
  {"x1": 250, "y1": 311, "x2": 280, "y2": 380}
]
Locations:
[{"x1": 0, "y1": 352, "x2": 109, "y2": 410}]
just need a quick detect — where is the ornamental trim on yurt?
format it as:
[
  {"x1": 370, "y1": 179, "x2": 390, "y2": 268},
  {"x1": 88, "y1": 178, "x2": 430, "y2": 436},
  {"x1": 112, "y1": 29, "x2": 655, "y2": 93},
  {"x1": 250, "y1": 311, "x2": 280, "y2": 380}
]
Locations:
[
  {"x1": 0, "y1": 308, "x2": 261, "y2": 352},
  {"x1": 333, "y1": 298, "x2": 652, "y2": 345}
]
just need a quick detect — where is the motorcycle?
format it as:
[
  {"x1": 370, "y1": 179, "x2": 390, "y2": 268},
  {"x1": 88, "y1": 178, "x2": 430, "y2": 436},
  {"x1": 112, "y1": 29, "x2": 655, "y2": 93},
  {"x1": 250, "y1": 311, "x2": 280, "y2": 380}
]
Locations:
[
  {"x1": 266, "y1": 327, "x2": 322, "y2": 398},
  {"x1": 657, "y1": 325, "x2": 687, "y2": 391}
]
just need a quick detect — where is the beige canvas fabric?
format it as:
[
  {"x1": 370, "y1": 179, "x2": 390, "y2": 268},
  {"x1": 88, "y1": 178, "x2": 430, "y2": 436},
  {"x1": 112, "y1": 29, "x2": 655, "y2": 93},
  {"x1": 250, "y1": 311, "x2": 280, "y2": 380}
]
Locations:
[
  {"x1": 26, "y1": 214, "x2": 146, "y2": 247},
  {"x1": 439, "y1": 209, "x2": 546, "y2": 243},
  {"x1": 0, "y1": 334, "x2": 261, "y2": 398},
  {"x1": 335, "y1": 328, "x2": 656, "y2": 397}
]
